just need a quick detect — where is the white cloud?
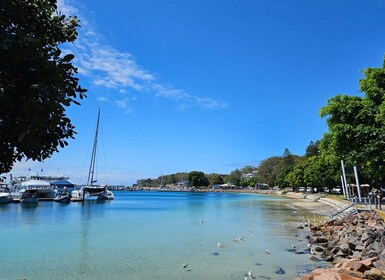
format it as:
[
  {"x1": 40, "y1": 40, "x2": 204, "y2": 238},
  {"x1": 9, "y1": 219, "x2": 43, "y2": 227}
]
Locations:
[
  {"x1": 195, "y1": 97, "x2": 228, "y2": 109},
  {"x1": 58, "y1": 1, "x2": 227, "y2": 111},
  {"x1": 97, "y1": 96, "x2": 109, "y2": 102},
  {"x1": 115, "y1": 98, "x2": 129, "y2": 108},
  {"x1": 57, "y1": 0, "x2": 79, "y2": 17},
  {"x1": 153, "y1": 84, "x2": 190, "y2": 100}
]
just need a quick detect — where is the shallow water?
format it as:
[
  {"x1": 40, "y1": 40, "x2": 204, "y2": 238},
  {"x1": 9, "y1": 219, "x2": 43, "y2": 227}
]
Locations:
[{"x1": 0, "y1": 191, "x2": 327, "y2": 280}]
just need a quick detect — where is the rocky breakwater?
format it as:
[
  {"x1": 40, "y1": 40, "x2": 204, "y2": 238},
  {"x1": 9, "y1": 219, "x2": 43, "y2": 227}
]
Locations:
[{"x1": 301, "y1": 210, "x2": 385, "y2": 280}]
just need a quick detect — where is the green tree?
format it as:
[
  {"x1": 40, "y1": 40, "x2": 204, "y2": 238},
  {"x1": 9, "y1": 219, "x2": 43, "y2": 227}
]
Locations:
[
  {"x1": 257, "y1": 156, "x2": 282, "y2": 187},
  {"x1": 305, "y1": 140, "x2": 320, "y2": 158},
  {"x1": 188, "y1": 171, "x2": 210, "y2": 188},
  {"x1": 320, "y1": 55, "x2": 385, "y2": 186},
  {"x1": 275, "y1": 148, "x2": 301, "y2": 188},
  {"x1": 0, "y1": 0, "x2": 86, "y2": 173},
  {"x1": 207, "y1": 173, "x2": 224, "y2": 186},
  {"x1": 240, "y1": 176, "x2": 257, "y2": 188},
  {"x1": 224, "y1": 169, "x2": 242, "y2": 186},
  {"x1": 286, "y1": 162, "x2": 306, "y2": 191}
]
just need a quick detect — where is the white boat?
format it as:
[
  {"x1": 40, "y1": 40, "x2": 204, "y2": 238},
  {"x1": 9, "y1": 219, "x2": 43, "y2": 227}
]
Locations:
[
  {"x1": 71, "y1": 110, "x2": 114, "y2": 201},
  {"x1": 21, "y1": 180, "x2": 57, "y2": 199},
  {"x1": 54, "y1": 193, "x2": 71, "y2": 203},
  {"x1": 10, "y1": 176, "x2": 57, "y2": 200},
  {"x1": 0, "y1": 187, "x2": 11, "y2": 204}
]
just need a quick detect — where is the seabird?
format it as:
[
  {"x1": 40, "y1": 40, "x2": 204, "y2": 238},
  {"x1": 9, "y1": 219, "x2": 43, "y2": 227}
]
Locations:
[
  {"x1": 217, "y1": 242, "x2": 223, "y2": 248},
  {"x1": 182, "y1": 264, "x2": 188, "y2": 269}
]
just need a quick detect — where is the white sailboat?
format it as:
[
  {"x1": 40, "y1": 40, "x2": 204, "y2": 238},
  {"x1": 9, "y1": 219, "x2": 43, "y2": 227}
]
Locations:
[{"x1": 71, "y1": 109, "x2": 114, "y2": 201}]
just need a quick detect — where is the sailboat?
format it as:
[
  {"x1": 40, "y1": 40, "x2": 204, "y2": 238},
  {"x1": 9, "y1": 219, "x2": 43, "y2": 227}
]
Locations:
[{"x1": 71, "y1": 109, "x2": 114, "y2": 201}]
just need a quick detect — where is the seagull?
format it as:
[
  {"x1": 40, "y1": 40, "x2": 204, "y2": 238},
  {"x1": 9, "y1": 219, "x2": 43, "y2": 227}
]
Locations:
[
  {"x1": 217, "y1": 242, "x2": 223, "y2": 248},
  {"x1": 198, "y1": 220, "x2": 204, "y2": 224},
  {"x1": 182, "y1": 264, "x2": 188, "y2": 269},
  {"x1": 265, "y1": 249, "x2": 270, "y2": 254},
  {"x1": 247, "y1": 271, "x2": 253, "y2": 277}
]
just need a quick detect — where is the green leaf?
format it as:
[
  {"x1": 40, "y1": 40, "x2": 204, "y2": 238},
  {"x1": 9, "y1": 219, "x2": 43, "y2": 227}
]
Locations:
[{"x1": 62, "y1": 54, "x2": 74, "y2": 62}]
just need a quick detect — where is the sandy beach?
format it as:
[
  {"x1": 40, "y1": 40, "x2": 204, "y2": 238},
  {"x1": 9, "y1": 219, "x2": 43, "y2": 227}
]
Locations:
[{"x1": 280, "y1": 191, "x2": 346, "y2": 217}]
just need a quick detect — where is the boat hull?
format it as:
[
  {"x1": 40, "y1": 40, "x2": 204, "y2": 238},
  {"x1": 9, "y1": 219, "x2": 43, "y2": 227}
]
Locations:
[
  {"x1": 21, "y1": 197, "x2": 39, "y2": 204},
  {"x1": 73, "y1": 186, "x2": 114, "y2": 201},
  {"x1": 54, "y1": 195, "x2": 71, "y2": 203},
  {"x1": 0, "y1": 194, "x2": 10, "y2": 204},
  {"x1": 37, "y1": 188, "x2": 57, "y2": 199},
  {"x1": 21, "y1": 189, "x2": 39, "y2": 204}
]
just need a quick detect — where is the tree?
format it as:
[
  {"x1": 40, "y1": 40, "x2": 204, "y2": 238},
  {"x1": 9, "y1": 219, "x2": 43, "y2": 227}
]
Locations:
[
  {"x1": 274, "y1": 148, "x2": 301, "y2": 188},
  {"x1": 0, "y1": 0, "x2": 86, "y2": 173},
  {"x1": 188, "y1": 171, "x2": 210, "y2": 188},
  {"x1": 320, "y1": 55, "x2": 385, "y2": 186},
  {"x1": 224, "y1": 169, "x2": 242, "y2": 186},
  {"x1": 305, "y1": 140, "x2": 320, "y2": 158},
  {"x1": 257, "y1": 156, "x2": 282, "y2": 187},
  {"x1": 207, "y1": 173, "x2": 224, "y2": 186}
]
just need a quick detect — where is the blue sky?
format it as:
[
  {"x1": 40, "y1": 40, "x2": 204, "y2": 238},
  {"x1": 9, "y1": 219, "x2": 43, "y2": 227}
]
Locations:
[{"x1": 8, "y1": 0, "x2": 385, "y2": 185}]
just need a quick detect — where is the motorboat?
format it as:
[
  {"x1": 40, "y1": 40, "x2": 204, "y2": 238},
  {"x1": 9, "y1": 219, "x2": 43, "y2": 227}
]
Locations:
[
  {"x1": 20, "y1": 189, "x2": 39, "y2": 204},
  {"x1": 54, "y1": 193, "x2": 71, "y2": 203},
  {"x1": 20, "y1": 180, "x2": 57, "y2": 199},
  {"x1": 0, "y1": 187, "x2": 11, "y2": 204}
]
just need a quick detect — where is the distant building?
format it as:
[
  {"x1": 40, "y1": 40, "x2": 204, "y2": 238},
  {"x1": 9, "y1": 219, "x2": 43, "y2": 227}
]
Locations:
[
  {"x1": 241, "y1": 170, "x2": 258, "y2": 179},
  {"x1": 255, "y1": 183, "x2": 269, "y2": 190},
  {"x1": 177, "y1": 180, "x2": 189, "y2": 189}
]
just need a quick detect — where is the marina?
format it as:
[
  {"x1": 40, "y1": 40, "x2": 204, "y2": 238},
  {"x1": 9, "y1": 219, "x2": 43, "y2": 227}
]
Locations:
[{"x1": 0, "y1": 191, "x2": 328, "y2": 280}]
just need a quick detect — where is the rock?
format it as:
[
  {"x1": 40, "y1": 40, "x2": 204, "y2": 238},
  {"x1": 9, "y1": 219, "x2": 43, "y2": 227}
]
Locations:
[
  {"x1": 309, "y1": 255, "x2": 319, "y2": 262},
  {"x1": 367, "y1": 251, "x2": 379, "y2": 258},
  {"x1": 350, "y1": 261, "x2": 370, "y2": 273},
  {"x1": 374, "y1": 259, "x2": 385, "y2": 270},
  {"x1": 348, "y1": 242, "x2": 357, "y2": 250},
  {"x1": 360, "y1": 257, "x2": 378, "y2": 267},
  {"x1": 355, "y1": 245, "x2": 365, "y2": 252},
  {"x1": 305, "y1": 211, "x2": 385, "y2": 280},
  {"x1": 364, "y1": 268, "x2": 383, "y2": 280},
  {"x1": 314, "y1": 246, "x2": 325, "y2": 253},
  {"x1": 275, "y1": 267, "x2": 285, "y2": 274},
  {"x1": 340, "y1": 243, "x2": 352, "y2": 255},
  {"x1": 315, "y1": 237, "x2": 329, "y2": 243},
  {"x1": 300, "y1": 268, "x2": 364, "y2": 280}
]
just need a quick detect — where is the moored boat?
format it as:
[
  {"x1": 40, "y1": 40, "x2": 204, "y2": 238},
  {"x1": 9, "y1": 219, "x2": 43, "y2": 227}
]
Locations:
[
  {"x1": 21, "y1": 180, "x2": 57, "y2": 199},
  {"x1": 0, "y1": 187, "x2": 11, "y2": 204},
  {"x1": 54, "y1": 193, "x2": 71, "y2": 203},
  {"x1": 72, "y1": 110, "x2": 114, "y2": 202},
  {"x1": 20, "y1": 189, "x2": 39, "y2": 204}
]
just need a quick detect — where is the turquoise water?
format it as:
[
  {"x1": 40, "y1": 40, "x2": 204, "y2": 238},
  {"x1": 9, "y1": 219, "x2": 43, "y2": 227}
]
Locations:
[{"x1": 0, "y1": 191, "x2": 326, "y2": 279}]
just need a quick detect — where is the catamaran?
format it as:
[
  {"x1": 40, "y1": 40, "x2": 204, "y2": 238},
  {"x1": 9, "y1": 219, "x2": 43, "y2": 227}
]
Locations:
[{"x1": 71, "y1": 110, "x2": 114, "y2": 201}]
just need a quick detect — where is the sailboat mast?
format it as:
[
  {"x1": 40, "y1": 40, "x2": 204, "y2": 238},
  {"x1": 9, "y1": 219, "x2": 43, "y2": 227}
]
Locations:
[{"x1": 87, "y1": 109, "x2": 100, "y2": 186}]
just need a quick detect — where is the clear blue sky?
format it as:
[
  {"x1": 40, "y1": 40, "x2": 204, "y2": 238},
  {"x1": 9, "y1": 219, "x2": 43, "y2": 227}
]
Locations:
[{"x1": 8, "y1": 0, "x2": 385, "y2": 185}]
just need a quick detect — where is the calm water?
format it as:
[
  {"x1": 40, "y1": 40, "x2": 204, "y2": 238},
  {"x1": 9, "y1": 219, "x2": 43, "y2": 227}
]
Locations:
[{"x1": 0, "y1": 191, "x2": 327, "y2": 280}]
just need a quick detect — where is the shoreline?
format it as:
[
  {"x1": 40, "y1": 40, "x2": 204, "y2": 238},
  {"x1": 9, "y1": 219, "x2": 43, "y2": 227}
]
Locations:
[{"x1": 191, "y1": 188, "x2": 347, "y2": 218}]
